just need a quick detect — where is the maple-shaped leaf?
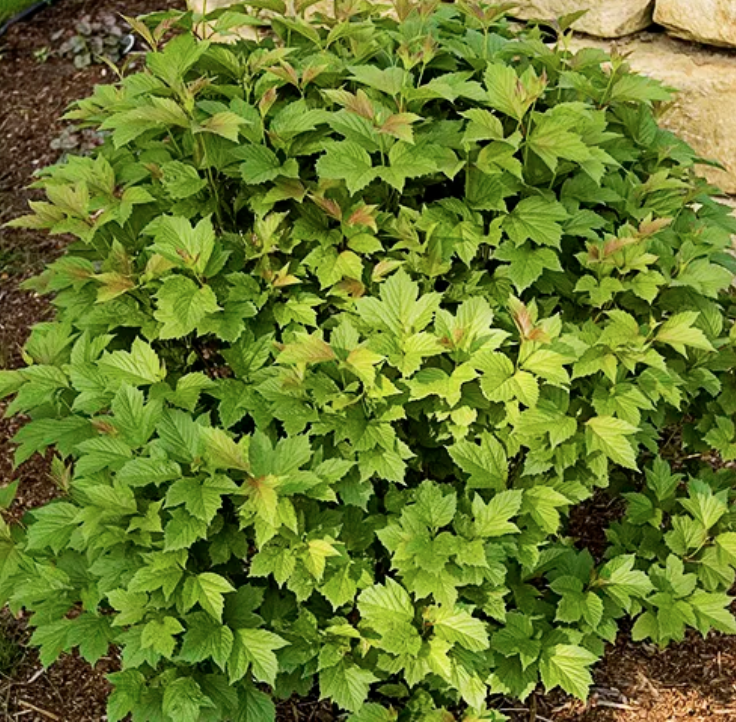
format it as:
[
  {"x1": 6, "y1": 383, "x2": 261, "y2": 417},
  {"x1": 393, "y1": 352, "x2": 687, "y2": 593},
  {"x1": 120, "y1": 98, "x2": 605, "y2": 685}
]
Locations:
[
  {"x1": 165, "y1": 475, "x2": 239, "y2": 523},
  {"x1": 228, "y1": 628, "x2": 288, "y2": 686},
  {"x1": 483, "y1": 63, "x2": 534, "y2": 120},
  {"x1": 154, "y1": 276, "x2": 220, "y2": 339},
  {"x1": 319, "y1": 661, "x2": 377, "y2": 712},
  {"x1": 146, "y1": 215, "x2": 216, "y2": 276},
  {"x1": 503, "y1": 196, "x2": 569, "y2": 249},
  {"x1": 141, "y1": 616, "x2": 184, "y2": 658},
  {"x1": 99, "y1": 338, "x2": 165, "y2": 386},
  {"x1": 473, "y1": 490, "x2": 523, "y2": 537},
  {"x1": 527, "y1": 114, "x2": 591, "y2": 172},
  {"x1": 494, "y1": 242, "x2": 563, "y2": 292},
  {"x1": 179, "y1": 612, "x2": 234, "y2": 670},
  {"x1": 236, "y1": 144, "x2": 297, "y2": 184},
  {"x1": 449, "y1": 432, "x2": 508, "y2": 489},
  {"x1": 182, "y1": 572, "x2": 236, "y2": 621},
  {"x1": 539, "y1": 644, "x2": 598, "y2": 700},
  {"x1": 655, "y1": 311, "x2": 715, "y2": 355},
  {"x1": 161, "y1": 677, "x2": 215, "y2": 722},
  {"x1": 585, "y1": 415, "x2": 639, "y2": 469},
  {"x1": 316, "y1": 141, "x2": 377, "y2": 195}
]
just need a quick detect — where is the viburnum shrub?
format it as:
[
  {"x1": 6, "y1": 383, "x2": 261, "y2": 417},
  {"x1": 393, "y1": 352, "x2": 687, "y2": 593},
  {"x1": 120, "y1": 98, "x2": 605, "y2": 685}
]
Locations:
[{"x1": 2, "y1": 1, "x2": 736, "y2": 719}]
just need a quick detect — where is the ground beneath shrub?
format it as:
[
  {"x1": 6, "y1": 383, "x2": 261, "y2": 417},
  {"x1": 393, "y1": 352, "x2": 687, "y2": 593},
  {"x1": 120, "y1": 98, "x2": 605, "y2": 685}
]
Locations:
[{"x1": 2, "y1": 1, "x2": 736, "y2": 720}]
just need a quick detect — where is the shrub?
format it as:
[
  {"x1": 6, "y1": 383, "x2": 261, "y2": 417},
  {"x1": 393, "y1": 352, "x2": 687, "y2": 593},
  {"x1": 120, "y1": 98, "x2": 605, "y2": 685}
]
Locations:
[{"x1": 2, "y1": 1, "x2": 736, "y2": 720}]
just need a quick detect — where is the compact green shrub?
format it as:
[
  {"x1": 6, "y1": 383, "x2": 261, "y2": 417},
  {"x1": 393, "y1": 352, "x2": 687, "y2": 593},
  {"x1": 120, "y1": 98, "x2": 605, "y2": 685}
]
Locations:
[{"x1": 2, "y1": 1, "x2": 736, "y2": 720}]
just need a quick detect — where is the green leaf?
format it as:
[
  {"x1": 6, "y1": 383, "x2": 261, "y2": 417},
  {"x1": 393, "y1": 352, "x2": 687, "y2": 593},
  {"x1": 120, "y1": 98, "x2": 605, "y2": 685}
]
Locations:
[
  {"x1": 319, "y1": 661, "x2": 377, "y2": 712},
  {"x1": 237, "y1": 681, "x2": 276, "y2": 722},
  {"x1": 449, "y1": 431, "x2": 508, "y2": 489},
  {"x1": 141, "y1": 616, "x2": 185, "y2": 657},
  {"x1": 347, "y1": 703, "x2": 397, "y2": 722},
  {"x1": 504, "y1": 197, "x2": 568, "y2": 249},
  {"x1": 358, "y1": 578, "x2": 414, "y2": 628},
  {"x1": 147, "y1": 215, "x2": 216, "y2": 276},
  {"x1": 157, "y1": 408, "x2": 203, "y2": 463},
  {"x1": 586, "y1": 416, "x2": 639, "y2": 469},
  {"x1": 540, "y1": 644, "x2": 598, "y2": 700},
  {"x1": 426, "y1": 606, "x2": 489, "y2": 652},
  {"x1": 461, "y1": 108, "x2": 504, "y2": 143},
  {"x1": 655, "y1": 312, "x2": 715, "y2": 355},
  {"x1": 484, "y1": 63, "x2": 529, "y2": 120},
  {"x1": 199, "y1": 111, "x2": 246, "y2": 142},
  {"x1": 26, "y1": 502, "x2": 79, "y2": 553},
  {"x1": 162, "y1": 677, "x2": 214, "y2": 722},
  {"x1": 679, "y1": 481, "x2": 727, "y2": 530},
  {"x1": 107, "y1": 670, "x2": 145, "y2": 722},
  {"x1": 317, "y1": 141, "x2": 377, "y2": 195},
  {"x1": 228, "y1": 628, "x2": 288, "y2": 685},
  {"x1": 348, "y1": 65, "x2": 408, "y2": 96},
  {"x1": 473, "y1": 490, "x2": 523, "y2": 538},
  {"x1": 238, "y1": 145, "x2": 293, "y2": 185},
  {"x1": 166, "y1": 475, "x2": 238, "y2": 523},
  {"x1": 182, "y1": 572, "x2": 236, "y2": 621},
  {"x1": 179, "y1": 612, "x2": 234, "y2": 670},
  {"x1": 414, "y1": 481, "x2": 457, "y2": 530},
  {"x1": 201, "y1": 427, "x2": 252, "y2": 471},
  {"x1": 379, "y1": 142, "x2": 451, "y2": 193},
  {"x1": 599, "y1": 555, "x2": 653, "y2": 610},
  {"x1": 527, "y1": 114, "x2": 590, "y2": 172},
  {"x1": 522, "y1": 486, "x2": 569, "y2": 533},
  {"x1": 689, "y1": 591, "x2": 736, "y2": 635},
  {"x1": 704, "y1": 417, "x2": 736, "y2": 461},
  {"x1": 66, "y1": 614, "x2": 114, "y2": 664},
  {"x1": 0, "y1": 480, "x2": 18, "y2": 510},
  {"x1": 31, "y1": 619, "x2": 72, "y2": 668},
  {"x1": 155, "y1": 276, "x2": 220, "y2": 340},
  {"x1": 164, "y1": 508, "x2": 209, "y2": 551},
  {"x1": 99, "y1": 338, "x2": 166, "y2": 386},
  {"x1": 161, "y1": 161, "x2": 207, "y2": 199},
  {"x1": 321, "y1": 564, "x2": 359, "y2": 609},
  {"x1": 495, "y1": 243, "x2": 562, "y2": 292}
]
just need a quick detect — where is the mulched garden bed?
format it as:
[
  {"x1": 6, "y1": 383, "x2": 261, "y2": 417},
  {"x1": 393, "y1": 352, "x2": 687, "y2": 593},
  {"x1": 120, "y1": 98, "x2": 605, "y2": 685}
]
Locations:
[{"x1": 1, "y1": 1, "x2": 736, "y2": 719}]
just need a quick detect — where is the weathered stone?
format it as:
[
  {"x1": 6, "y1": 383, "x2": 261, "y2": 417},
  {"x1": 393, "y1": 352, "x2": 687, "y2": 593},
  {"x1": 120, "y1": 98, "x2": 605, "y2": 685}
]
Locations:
[
  {"x1": 186, "y1": 0, "x2": 333, "y2": 41},
  {"x1": 511, "y1": 0, "x2": 653, "y2": 38},
  {"x1": 569, "y1": 32, "x2": 736, "y2": 193},
  {"x1": 654, "y1": 0, "x2": 736, "y2": 49}
]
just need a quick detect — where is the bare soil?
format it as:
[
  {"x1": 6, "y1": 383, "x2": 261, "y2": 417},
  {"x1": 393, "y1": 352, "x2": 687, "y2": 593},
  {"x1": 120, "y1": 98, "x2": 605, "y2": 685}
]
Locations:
[{"x1": 1, "y1": 1, "x2": 736, "y2": 720}]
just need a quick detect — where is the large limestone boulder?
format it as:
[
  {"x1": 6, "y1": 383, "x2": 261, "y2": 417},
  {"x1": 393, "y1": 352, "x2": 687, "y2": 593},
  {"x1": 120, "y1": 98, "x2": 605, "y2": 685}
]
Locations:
[
  {"x1": 654, "y1": 0, "x2": 736, "y2": 48},
  {"x1": 511, "y1": 0, "x2": 653, "y2": 38},
  {"x1": 570, "y1": 33, "x2": 736, "y2": 193}
]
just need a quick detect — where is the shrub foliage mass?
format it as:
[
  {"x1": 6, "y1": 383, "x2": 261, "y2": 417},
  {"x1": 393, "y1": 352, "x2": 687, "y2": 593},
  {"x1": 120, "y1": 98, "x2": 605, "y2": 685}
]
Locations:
[{"x1": 2, "y1": 2, "x2": 736, "y2": 720}]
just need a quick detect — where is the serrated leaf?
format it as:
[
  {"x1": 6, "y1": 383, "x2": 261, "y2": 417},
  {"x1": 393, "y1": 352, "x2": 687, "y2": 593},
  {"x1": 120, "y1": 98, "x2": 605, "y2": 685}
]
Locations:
[
  {"x1": 155, "y1": 276, "x2": 221, "y2": 340},
  {"x1": 182, "y1": 572, "x2": 236, "y2": 621},
  {"x1": 228, "y1": 628, "x2": 288, "y2": 685},
  {"x1": 586, "y1": 416, "x2": 639, "y2": 469},
  {"x1": 179, "y1": 612, "x2": 234, "y2": 670},
  {"x1": 317, "y1": 141, "x2": 377, "y2": 195},
  {"x1": 319, "y1": 661, "x2": 377, "y2": 712},
  {"x1": 449, "y1": 432, "x2": 507, "y2": 489},
  {"x1": 656, "y1": 312, "x2": 714, "y2": 355},
  {"x1": 99, "y1": 338, "x2": 165, "y2": 386},
  {"x1": 540, "y1": 644, "x2": 597, "y2": 700},
  {"x1": 473, "y1": 490, "x2": 523, "y2": 538}
]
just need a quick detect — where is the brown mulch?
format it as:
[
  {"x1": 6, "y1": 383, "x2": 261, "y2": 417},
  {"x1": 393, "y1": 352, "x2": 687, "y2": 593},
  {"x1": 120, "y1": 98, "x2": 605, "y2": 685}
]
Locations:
[
  {"x1": 2, "y1": 1, "x2": 736, "y2": 720},
  {"x1": 552, "y1": 632, "x2": 736, "y2": 721}
]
